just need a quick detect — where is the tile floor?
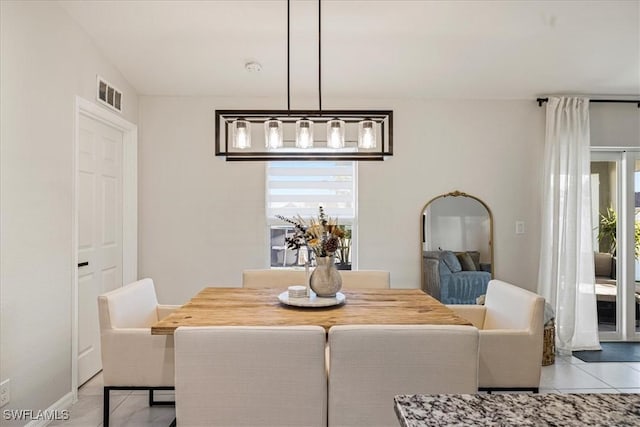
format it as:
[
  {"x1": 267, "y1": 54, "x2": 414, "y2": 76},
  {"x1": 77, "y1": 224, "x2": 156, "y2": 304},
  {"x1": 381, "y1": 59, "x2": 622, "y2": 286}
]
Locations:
[
  {"x1": 51, "y1": 356, "x2": 640, "y2": 426},
  {"x1": 540, "y1": 355, "x2": 640, "y2": 394},
  {"x1": 49, "y1": 376, "x2": 176, "y2": 427}
]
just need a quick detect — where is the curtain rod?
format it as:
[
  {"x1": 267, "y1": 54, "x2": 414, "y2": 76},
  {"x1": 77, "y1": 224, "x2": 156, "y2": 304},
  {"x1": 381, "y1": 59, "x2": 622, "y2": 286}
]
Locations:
[{"x1": 536, "y1": 98, "x2": 640, "y2": 107}]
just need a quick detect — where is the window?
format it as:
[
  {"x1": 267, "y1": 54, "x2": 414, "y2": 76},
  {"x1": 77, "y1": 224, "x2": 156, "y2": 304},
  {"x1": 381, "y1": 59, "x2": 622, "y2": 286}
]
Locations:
[{"x1": 266, "y1": 161, "x2": 356, "y2": 268}]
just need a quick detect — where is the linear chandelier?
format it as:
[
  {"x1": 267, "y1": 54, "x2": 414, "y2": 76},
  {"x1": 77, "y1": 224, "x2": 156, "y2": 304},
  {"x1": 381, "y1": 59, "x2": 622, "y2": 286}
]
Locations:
[{"x1": 215, "y1": 0, "x2": 393, "y2": 161}]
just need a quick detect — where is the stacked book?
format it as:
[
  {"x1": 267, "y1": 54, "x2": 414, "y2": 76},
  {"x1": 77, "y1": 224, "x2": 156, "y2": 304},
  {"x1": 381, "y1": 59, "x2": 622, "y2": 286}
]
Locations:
[{"x1": 288, "y1": 285, "x2": 307, "y2": 299}]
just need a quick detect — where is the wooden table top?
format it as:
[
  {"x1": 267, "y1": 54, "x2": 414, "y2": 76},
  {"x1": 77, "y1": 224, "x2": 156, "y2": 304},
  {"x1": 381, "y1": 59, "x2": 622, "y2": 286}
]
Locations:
[{"x1": 151, "y1": 287, "x2": 472, "y2": 335}]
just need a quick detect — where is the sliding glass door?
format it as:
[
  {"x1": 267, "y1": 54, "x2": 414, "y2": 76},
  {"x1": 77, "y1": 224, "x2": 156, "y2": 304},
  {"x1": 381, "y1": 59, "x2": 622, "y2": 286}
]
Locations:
[
  {"x1": 633, "y1": 156, "x2": 639, "y2": 336},
  {"x1": 591, "y1": 150, "x2": 639, "y2": 341}
]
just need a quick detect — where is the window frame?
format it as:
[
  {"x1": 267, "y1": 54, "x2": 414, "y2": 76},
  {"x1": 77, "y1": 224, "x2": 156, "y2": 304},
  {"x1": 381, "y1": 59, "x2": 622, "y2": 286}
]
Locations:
[{"x1": 265, "y1": 160, "x2": 358, "y2": 269}]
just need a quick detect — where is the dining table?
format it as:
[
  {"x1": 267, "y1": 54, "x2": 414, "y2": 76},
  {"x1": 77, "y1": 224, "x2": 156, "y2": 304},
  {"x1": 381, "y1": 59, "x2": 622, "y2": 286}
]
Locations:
[
  {"x1": 151, "y1": 287, "x2": 472, "y2": 335},
  {"x1": 394, "y1": 393, "x2": 640, "y2": 427}
]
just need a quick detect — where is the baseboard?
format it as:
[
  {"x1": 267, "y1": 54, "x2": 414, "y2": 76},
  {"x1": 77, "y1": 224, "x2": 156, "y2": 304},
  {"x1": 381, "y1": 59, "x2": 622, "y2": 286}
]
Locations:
[{"x1": 24, "y1": 391, "x2": 74, "y2": 427}]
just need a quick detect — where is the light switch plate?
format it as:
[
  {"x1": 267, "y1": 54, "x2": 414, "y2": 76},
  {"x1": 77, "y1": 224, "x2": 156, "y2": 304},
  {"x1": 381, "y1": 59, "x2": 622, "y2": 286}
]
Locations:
[{"x1": 515, "y1": 221, "x2": 525, "y2": 235}]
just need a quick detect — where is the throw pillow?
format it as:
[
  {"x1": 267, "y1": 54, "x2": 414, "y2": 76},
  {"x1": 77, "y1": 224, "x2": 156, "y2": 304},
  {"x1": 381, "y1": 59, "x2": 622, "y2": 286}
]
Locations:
[
  {"x1": 441, "y1": 250, "x2": 462, "y2": 273},
  {"x1": 457, "y1": 252, "x2": 477, "y2": 271},
  {"x1": 466, "y1": 251, "x2": 482, "y2": 270}
]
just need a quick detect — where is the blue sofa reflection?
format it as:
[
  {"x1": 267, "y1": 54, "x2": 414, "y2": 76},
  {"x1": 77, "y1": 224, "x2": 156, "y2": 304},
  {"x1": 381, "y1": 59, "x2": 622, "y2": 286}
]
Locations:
[{"x1": 422, "y1": 250, "x2": 491, "y2": 304}]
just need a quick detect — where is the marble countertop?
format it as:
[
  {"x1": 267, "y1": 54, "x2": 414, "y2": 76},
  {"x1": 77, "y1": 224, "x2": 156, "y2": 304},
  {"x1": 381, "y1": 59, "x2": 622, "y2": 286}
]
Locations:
[{"x1": 394, "y1": 393, "x2": 640, "y2": 427}]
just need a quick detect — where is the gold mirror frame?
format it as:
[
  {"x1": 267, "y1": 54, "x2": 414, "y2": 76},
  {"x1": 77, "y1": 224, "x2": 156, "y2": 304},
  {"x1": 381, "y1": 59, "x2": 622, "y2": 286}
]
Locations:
[{"x1": 420, "y1": 190, "x2": 494, "y2": 291}]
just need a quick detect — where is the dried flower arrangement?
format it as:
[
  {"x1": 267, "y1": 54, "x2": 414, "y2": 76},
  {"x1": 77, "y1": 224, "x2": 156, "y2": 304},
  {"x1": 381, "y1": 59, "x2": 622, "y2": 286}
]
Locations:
[{"x1": 276, "y1": 206, "x2": 345, "y2": 258}]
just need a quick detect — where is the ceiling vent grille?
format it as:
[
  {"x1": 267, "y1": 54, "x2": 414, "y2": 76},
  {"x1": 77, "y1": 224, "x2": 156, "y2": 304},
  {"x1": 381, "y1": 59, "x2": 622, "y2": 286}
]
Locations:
[{"x1": 96, "y1": 75, "x2": 122, "y2": 113}]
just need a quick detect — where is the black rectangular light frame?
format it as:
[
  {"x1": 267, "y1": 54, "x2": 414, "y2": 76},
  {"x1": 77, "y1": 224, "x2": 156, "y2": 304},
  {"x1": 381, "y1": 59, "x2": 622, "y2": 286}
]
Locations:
[{"x1": 215, "y1": 109, "x2": 393, "y2": 161}]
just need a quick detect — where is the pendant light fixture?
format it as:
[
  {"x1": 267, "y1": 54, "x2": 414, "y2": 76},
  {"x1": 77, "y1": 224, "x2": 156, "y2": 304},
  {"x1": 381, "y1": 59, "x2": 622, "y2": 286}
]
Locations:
[
  {"x1": 295, "y1": 119, "x2": 314, "y2": 148},
  {"x1": 264, "y1": 119, "x2": 284, "y2": 148},
  {"x1": 215, "y1": 0, "x2": 393, "y2": 161},
  {"x1": 231, "y1": 119, "x2": 251, "y2": 149},
  {"x1": 358, "y1": 119, "x2": 376, "y2": 149},
  {"x1": 327, "y1": 119, "x2": 345, "y2": 148}
]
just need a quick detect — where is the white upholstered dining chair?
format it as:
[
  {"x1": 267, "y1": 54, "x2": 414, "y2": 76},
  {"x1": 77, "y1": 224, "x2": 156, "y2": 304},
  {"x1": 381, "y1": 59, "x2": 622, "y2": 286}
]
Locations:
[
  {"x1": 327, "y1": 324, "x2": 479, "y2": 427},
  {"x1": 174, "y1": 325, "x2": 327, "y2": 427},
  {"x1": 339, "y1": 270, "x2": 390, "y2": 289},
  {"x1": 242, "y1": 268, "x2": 390, "y2": 289},
  {"x1": 97, "y1": 278, "x2": 179, "y2": 426},
  {"x1": 242, "y1": 268, "x2": 306, "y2": 288},
  {"x1": 447, "y1": 279, "x2": 545, "y2": 392}
]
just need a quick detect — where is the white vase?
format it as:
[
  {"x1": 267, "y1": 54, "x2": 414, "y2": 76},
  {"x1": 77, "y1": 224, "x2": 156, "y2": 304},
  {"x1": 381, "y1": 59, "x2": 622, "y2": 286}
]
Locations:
[{"x1": 310, "y1": 256, "x2": 342, "y2": 297}]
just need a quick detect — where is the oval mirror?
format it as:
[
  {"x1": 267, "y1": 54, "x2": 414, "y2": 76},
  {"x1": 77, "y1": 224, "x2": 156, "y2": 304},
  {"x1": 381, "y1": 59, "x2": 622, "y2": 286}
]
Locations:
[{"x1": 420, "y1": 191, "x2": 493, "y2": 304}]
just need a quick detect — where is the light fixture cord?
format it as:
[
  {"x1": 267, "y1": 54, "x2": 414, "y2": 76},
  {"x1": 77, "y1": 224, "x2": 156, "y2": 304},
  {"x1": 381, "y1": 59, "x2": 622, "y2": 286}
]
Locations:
[
  {"x1": 287, "y1": 0, "x2": 322, "y2": 114},
  {"x1": 318, "y1": 0, "x2": 322, "y2": 113},
  {"x1": 287, "y1": 0, "x2": 290, "y2": 113}
]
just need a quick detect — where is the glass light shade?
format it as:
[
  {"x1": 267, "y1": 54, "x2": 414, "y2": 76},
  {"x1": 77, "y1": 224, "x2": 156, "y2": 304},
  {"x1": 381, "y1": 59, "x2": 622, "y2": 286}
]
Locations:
[
  {"x1": 232, "y1": 120, "x2": 251, "y2": 149},
  {"x1": 326, "y1": 119, "x2": 346, "y2": 149},
  {"x1": 296, "y1": 246, "x2": 309, "y2": 265},
  {"x1": 264, "y1": 120, "x2": 283, "y2": 148},
  {"x1": 358, "y1": 120, "x2": 376, "y2": 149},
  {"x1": 295, "y1": 119, "x2": 314, "y2": 148}
]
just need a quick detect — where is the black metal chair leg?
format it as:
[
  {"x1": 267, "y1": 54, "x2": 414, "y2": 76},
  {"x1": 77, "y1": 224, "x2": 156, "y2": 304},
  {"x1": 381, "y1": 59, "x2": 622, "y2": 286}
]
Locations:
[
  {"x1": 104, "y1": 386, "x2": 174, "y2": 426},
  {"x1": 103, "y1": 386, "x2": 110, "y2": 427},
  {"x1": 149, "y1": 388, "x2": 176, "y2": 406}
]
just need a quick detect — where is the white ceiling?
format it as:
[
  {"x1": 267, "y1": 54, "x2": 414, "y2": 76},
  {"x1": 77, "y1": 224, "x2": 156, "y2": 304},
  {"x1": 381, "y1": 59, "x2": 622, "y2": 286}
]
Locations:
[{"x1": 59, "y1": 0, "x2": 639, "y2": 100}]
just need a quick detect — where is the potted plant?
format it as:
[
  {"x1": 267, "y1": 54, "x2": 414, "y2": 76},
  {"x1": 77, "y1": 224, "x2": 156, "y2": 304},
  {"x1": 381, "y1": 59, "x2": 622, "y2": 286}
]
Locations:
[
  {"x1": 336, "y1": 226, "x2": 352, "y2": 270},
  {"x1": 597, "y1": 207, "x2": 617, "y2": 255},
  {"x1": 597, "y1": 207, "x2": 640, "y2": 259}
]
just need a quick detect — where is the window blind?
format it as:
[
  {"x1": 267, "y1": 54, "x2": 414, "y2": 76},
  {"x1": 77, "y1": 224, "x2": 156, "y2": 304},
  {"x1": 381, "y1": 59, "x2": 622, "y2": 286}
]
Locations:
[{"x1": 266, "y1": 161, "x2": 355, "y2": 223}]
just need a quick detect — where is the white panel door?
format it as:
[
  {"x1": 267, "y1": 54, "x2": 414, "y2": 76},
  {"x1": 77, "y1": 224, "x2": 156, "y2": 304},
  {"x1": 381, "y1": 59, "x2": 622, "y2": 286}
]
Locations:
[{"x1": 77, "y1": 114, "x2": 123, "y2": 385}]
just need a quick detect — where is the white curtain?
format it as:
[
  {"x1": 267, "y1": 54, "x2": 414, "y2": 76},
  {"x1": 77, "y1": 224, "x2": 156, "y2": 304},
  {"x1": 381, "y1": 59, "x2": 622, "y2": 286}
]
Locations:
[{"x1": 538, "y1": 97, "x2": 600, "y2": 355}]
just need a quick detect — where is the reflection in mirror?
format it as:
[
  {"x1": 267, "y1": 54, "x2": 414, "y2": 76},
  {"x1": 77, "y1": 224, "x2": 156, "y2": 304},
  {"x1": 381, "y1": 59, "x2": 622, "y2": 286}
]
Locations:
[{"x1": 421, "y1": 191, "x2": 493, "y2": 304}]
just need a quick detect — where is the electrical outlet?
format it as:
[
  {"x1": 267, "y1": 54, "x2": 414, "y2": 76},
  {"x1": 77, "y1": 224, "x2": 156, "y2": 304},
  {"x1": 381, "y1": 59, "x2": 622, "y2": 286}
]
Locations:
[{"x1": 0, "y1": 379, "x2": 10, "y2": 407}]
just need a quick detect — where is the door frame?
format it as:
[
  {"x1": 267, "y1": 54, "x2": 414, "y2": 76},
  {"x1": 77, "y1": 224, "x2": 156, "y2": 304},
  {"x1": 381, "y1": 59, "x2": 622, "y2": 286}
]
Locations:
[
  {"x1": 592, "y1": 147, "x2": 640, "y2": 342},
  {"x1": 71, "y1": 96, "x2": 138, "y2": 401}
]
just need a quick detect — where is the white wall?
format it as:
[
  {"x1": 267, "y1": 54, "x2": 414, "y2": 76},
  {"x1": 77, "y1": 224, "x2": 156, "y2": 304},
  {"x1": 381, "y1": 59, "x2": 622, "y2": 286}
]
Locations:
[
  {"x1": 356, "y1": 100, "x2": 544, "y2": 291},
  {"x1": 139, "y1": 96, "x2": 545, "y2": 303},
  {"x1": 138, "y1": 97, "x2": 269, "y2": 303},
  {"x1": 590, "y1": 103, "x2": 640, "y2": 147},
  {"x1": 0, "y1": 1, "x2": 138, "y2": 417}
]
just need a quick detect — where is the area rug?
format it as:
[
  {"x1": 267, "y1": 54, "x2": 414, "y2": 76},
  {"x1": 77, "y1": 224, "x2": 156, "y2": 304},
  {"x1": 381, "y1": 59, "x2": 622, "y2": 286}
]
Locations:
[{"x1": 573, "y1": 342, "x2": 640, "y2": 362}]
